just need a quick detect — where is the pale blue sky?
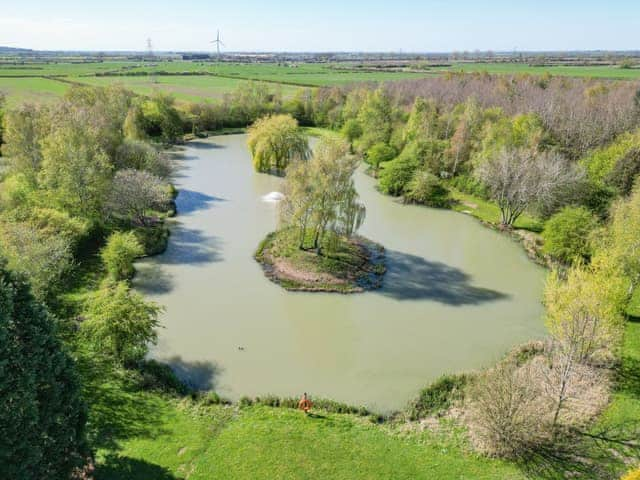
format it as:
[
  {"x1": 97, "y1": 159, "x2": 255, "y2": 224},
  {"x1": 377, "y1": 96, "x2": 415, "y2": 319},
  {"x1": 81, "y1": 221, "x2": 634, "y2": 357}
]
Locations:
[{"x1": 0, "y1": 0, "x2": 638, "y2": 52}]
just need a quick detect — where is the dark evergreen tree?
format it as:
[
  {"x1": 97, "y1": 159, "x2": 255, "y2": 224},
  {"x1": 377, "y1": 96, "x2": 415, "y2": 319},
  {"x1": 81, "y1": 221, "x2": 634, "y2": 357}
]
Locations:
[{"x1": 0, "y1": 262, "x2": 88, "y2": 479}]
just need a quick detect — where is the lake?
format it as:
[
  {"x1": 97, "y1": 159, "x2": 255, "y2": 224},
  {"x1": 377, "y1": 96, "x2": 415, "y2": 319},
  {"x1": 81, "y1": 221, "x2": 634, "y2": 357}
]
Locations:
[{"x1": 134, "y1": 134, "x2": 546, "y2": 412}]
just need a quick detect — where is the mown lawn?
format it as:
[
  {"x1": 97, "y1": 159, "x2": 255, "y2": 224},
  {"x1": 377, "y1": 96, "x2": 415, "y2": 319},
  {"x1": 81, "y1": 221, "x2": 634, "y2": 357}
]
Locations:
[
  {"x1": 91, "y1": 375, "x2": 525, "y2": 480},
  {"x1": 449, "y1": 188, "x2": 544, "y2": 232}
]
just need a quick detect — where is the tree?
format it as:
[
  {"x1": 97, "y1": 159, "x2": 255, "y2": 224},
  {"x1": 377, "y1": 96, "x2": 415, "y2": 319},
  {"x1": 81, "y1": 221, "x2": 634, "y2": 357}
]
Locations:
[
  {"x1": 542, "y1": 206, "x2": 598, "y2": 263},
  {"x1": 475, "y1": 148, "x2": 581, "y2": 227},
  {"x1": 106, "y1": 169, "x2": 170, "y2": 225},
  {"x1": 606, "y1": 146, "x2": 640, "y2": 196},
  {"x1": 597, "y1": 182, "x2": 640, "y2": 291},
  {"x1": 0, "y1": 104, "x2": 48, "y2": 185},
  {"x1": 356, "y1": 88, "x2": 393, "y2": 151},
  {"x1": 247, "y1": 114, "x2": 309, "y2": 173},
  {"x1": 140, "y1": 93, "x2": 183, "y2": 143},
  {"x1": 39, "y1": 116, "x2": 113, "y2": 220},
  {"x1": 378, "y1": 142, "x2": 424, "y2": 195},
  {"x1": 340, "y1": 118, "x2": 362, "y2": 145},
  {"x1": 82, "y1": 281, "x2": 162, "y2": 365},
  {"x1": 404, "y1": 97, "x2": 440, "y2": 143},
  {"x1": 365, "y1": 142, "x2": 396, "y2": 171},
  {"x1": 544, "y1": 263, "x2": 627, "y2": 363},
  {"x1": 0, "y1": 221, "x2": 73, "y2": 301},
  {"x1": 279, "y1": 138, "x2": 365, "y2": 252},
  {"x1": 101, "y1": 231, "x2": 144, "y2": 281},
  {"x1": 0, "y1": 263, "x2": 87, "y2": 478}
]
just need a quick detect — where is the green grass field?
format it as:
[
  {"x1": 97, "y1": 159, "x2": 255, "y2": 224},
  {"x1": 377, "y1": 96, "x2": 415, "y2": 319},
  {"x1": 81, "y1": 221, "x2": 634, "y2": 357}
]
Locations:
[
  {"x1": 2, "y1": 60, "x2": 639, "y2": 107},
  {"x1": 89, "y1": 373, "x2": 525, "y2": 480},
  {"x1": 71, "y1": 75, "x2": 302, "y2": 103},
  {"x1": 430, "y1": 62, "x2": 640, "y2": 80},
  {"x1": 0, "y1": 77, "x2": 71, "y2": 106}
]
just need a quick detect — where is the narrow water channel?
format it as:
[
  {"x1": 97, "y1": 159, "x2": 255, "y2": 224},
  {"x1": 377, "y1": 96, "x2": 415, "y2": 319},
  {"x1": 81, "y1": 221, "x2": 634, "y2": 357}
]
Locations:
[{"x1": 134, "y1": 134, "x2": 546, "y2": 412}]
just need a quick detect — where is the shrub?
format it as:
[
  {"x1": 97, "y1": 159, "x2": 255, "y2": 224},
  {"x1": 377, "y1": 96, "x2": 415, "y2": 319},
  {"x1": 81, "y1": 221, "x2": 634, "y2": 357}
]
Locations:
[
  {"x1": 449, "y1": 174, "x2": 489, "y2": 199},
  {"x1": 404, "y1": 171, "x2": 450, "y2": 207},
  {"x1": 135, "y1": 360, "x2": 188, "y2": 395},
  {"x1": 378, "y1": 143, "x2": 422, "y2": 195},
  {"x1": 0, "y1": 221, "x2": 73, "y2": 301},
  {"x1": 542, "y1": 206, "x2": 598, "y2": 263},
  {"x1": 101, "y1": 231, "x2": 144, "y2": 280},
  {"x1": 106, "y1": 169, "x2": 171, "y2": 226},
  {"x1": 115, "y1": 140, "x2": 173, "y2": 179},
  {"x1": 23, "y1": 207, "x2": 90, "y2": 249},
  {"x1": 406, "y1": 374, "x2": 469, "y2": 420},
  {"x1": 133, "y1": 224, "x2": 170, "y2": 256},
  {"x1": 82, "y1": 281, "x2": 161, "y2": 365},
  {"x1": 365, "y1": 142, "x2": 396, "y2": 170}
]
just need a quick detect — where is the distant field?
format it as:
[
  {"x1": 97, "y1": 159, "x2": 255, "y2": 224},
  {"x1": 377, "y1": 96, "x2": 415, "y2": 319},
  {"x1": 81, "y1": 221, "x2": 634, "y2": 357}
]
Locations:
[
  {"x1": 2, "y1": 60, "x2": 639, "y2": 107},
  {"x1": 430, "y1": 62, "x2": 640, "y2": 80},
  {"x1": 72, "y1": 75, "x2": 302, "y2": 103},
  {"x1": 0, "y1": 77, "x2": 70, "y2": 106},
  {"x1": 0, "y1": 61, "x2": 429, "y2": 105}
]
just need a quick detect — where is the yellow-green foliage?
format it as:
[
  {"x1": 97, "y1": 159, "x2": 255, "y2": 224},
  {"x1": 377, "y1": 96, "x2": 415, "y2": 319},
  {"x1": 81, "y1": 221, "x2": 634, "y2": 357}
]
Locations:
[
  {"x1": 580, "y1": 130, "x2": 640, "y2": 184},
  {"x1": 473, "y1": 112, "x2": 546, "y2": 166},
  {"x1": 622, "y1": 467, "x2": 640, "y2": 480},
  {"x1": 101, "y1": 231, "x2": 144, "y2": 281},
  {"x1": 247, "y1": 114, "x2": 309, "y2": 173},
  {"x1": 544, "y1": 261, "x2": 628, "y2": 361},
  {"x1": 596, "y1": 183, "x2": 640, "y2": 289}
]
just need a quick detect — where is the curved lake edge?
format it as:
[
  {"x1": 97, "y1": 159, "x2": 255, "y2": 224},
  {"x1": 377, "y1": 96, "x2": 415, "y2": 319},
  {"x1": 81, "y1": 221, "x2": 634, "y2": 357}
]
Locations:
[
  {"x1": 137, "y1": 134, "x2": 546, "y2": 413},
  {"x1": 255, "y1": 230, "x2": 386, "y2": 294}
]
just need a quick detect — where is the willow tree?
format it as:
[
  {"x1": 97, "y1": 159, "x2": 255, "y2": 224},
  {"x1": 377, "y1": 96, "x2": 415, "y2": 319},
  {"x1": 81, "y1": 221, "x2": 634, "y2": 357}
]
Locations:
[
  {"x1": 279, "y1": 138, "x2": 365, "y2": 253},
  {"x1": 247, "y1": 114, "x2": 309, "y2": 173}
]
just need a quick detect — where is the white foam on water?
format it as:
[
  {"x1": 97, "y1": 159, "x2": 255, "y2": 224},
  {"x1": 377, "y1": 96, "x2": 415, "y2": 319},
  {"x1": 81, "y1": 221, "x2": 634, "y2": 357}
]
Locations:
[{"x1": 261, "y1": 191, "x2": 284, "y2": 203}]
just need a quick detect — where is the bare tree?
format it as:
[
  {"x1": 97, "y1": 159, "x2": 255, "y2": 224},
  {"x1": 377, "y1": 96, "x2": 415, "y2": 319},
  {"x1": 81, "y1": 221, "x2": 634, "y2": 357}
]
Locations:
[
  {"x1": 475, "y1": 148, "x2": 581, "y2": 226},
  {"x1": 106, "y1": 169, "x2": 170, "y2": 225}
]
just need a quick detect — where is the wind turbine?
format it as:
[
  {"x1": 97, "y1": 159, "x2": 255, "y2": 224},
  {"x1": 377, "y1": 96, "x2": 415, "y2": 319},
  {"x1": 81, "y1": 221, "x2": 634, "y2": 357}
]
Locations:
[{"x1": 210, "y1": 30, "x2": 224, "y2": 58}]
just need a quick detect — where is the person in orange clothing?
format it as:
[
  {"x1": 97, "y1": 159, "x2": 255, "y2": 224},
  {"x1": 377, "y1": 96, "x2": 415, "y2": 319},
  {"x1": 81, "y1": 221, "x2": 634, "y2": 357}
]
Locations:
[{"x1": 298, "y1": 392, "x2": 313, "y2": 415}]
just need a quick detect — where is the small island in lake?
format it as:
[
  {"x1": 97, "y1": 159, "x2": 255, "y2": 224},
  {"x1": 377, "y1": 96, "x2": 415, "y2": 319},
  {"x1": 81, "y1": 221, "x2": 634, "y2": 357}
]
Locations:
[
  {"x1": 250, "y1": 122, "x2": 386, "y2": 293},
  {"x1": 256, "y1": 229, "x2": 386, "y2": 293}
]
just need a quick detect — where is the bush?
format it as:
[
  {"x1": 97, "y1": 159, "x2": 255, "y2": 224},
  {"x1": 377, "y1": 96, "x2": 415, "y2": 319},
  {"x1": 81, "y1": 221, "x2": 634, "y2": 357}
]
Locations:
[
  {"x1": 82, "y1": 281, "x2": 161, "y2": 364},
  {"x1": 135, "y1": 360, "x2": 188, "y2": 395},
  {"x1": 406, "y1": 374, "x2": 469, "y2": 420},
  {"x1": 449, "y1": 174, "x2": 489, "y2": 198},
  {"x1": 115, "y1": 140, "x2": 173, "y2": 179},
  {"x1": 404, "y1": 171, "x2": 450, "y2": 207},
  {"x1": 133, "y1": 224, "x2": 170, "y2": 256},
  {"x1": 542, "y1": 206, "x2": 598, "y2": 263},
  {"x1": 378, "y1": 143, "x2": 422, "y2": 195},
  {"x1": 101, "y1": 231, "x2": 144, "y2": 280},
  {"x1": 365, "y1": 142, "x2": 396, "y2": 170}
]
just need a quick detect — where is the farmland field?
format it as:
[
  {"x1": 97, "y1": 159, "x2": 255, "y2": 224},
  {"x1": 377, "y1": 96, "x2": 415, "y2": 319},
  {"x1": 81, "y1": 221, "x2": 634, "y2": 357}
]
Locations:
[
  {"x1": 2, "y1": 60, "x2": 640, "y2": 107},
  {"x1": 429, "y1": 61, "x2": 640, "y2": 79},
  {"x1": 0, "y1": 76, "x2": 71, "y2": 106},
  {"x1": 71, "y1": 75, "x2": 302, "y2": 103}
]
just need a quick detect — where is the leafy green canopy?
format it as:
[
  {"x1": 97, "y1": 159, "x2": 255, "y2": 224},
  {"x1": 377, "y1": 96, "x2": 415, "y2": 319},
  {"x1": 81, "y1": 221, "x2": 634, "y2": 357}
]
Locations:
[{"x1": 0, "y1": 262, "x2": 87, "y2": 478}]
